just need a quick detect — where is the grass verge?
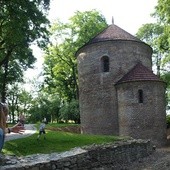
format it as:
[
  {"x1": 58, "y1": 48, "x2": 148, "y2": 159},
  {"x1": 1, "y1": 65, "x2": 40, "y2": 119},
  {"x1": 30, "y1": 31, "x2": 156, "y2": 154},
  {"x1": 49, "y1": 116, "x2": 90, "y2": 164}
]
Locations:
[{"x1": 3, "y1": 124, "x2": 123, "y2": 156}]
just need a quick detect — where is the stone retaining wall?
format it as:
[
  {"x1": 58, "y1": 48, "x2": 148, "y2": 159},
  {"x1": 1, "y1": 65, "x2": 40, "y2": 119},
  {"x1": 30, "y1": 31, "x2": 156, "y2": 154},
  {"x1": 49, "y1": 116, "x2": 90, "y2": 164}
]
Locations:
[{"x1": 1, "y1": 139, "x2": 154, "y2": 170}]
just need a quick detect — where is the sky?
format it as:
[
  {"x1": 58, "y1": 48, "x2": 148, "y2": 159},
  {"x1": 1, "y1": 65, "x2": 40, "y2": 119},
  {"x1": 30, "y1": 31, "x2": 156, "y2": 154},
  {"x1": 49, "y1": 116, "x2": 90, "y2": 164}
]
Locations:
[
  {"x1": 48, "y1": 0, "x2": 158, "y2": 34},
  {"x1": 25, "y1": 0, "x2": 158, "y2": 84}
]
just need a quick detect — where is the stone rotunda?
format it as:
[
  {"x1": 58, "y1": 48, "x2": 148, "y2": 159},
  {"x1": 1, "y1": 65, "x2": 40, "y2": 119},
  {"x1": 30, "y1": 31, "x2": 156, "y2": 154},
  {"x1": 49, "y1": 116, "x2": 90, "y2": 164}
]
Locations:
[{"x1": 76, "y1": 23, "x2": 167, "y2": 146}]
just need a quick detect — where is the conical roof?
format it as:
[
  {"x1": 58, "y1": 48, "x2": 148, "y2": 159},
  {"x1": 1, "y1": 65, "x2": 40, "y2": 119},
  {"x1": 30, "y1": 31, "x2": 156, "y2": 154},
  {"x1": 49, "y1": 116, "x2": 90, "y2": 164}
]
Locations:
[
  {"x1": 87, "y1": 24, "x2": 142, "y2": 44},
  {"x1": 116, "y1": 63, "x2": 163, "y2": 85}
]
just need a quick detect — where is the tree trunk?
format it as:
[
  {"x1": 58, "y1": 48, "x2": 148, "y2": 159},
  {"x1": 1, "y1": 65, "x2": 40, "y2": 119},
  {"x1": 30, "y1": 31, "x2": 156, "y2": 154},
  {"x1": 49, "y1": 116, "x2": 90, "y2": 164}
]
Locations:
[
  {"x1": 156, "y1": 53, "x2": 161, "y2": 77},
  {"x1": 1, "y1": 57, "x2": 9, "y2": 103}
]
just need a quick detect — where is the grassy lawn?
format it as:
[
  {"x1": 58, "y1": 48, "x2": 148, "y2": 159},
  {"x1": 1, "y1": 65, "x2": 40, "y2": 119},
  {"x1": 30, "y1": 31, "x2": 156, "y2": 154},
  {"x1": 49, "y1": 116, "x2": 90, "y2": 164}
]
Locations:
[{"x1": 3, "y1": 124, "x2": 123, "y2": 156}]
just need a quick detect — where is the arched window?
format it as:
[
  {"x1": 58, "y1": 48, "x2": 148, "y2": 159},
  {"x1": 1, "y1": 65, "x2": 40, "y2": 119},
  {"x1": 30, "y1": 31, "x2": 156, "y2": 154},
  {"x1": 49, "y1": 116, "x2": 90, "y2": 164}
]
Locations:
[
  {"x1": 138, "y1": 89, "x2": 143, "y2": 103},
  {"x1": 101, "y1": 56, "x2": 109, "y2": 72}
]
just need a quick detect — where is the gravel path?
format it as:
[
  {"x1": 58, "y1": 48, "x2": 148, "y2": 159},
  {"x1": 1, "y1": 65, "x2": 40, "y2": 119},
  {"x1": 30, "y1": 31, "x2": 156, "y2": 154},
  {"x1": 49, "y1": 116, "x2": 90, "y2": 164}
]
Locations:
[
  {"x1": 125, "y1": 148, "x2": 170, "y2": 170},
  {"x1": 5, "y1": 124, "x2": 37, "y2": 142}
]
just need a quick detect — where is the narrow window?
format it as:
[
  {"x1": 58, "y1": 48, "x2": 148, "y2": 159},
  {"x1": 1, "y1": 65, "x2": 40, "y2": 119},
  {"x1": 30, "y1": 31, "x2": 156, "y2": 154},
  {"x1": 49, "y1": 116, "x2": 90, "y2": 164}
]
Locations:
[
  {"x1": 138, "y1": 89, "x2": 143, "y2": 103},
  {"x1": 101, "y1": 56, "x2": 109, "y2": 72}
]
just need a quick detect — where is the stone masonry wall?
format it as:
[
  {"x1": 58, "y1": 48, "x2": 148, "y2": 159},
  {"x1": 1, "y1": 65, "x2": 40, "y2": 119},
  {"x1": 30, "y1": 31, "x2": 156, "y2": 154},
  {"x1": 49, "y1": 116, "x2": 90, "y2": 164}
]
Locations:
[
  {"x1": 1, "y1": 139, "x2": 154, "y2": 170},
  {"x1": 117, "y1": 81, "x2": 167, "y2": 147},
  {"x1": 77, "y1": 40, "x2": 152, "y2": 136}
]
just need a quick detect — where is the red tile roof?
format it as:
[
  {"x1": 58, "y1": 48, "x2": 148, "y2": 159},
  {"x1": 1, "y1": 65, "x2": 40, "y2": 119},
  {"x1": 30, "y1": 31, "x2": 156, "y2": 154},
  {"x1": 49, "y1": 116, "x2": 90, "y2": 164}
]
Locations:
[
  {"x1": 116, "y1": 63, "x2": 163, "y2": 84},
  {"x1": 88, "y1": 24, "x2": 142, "y2": 44}
]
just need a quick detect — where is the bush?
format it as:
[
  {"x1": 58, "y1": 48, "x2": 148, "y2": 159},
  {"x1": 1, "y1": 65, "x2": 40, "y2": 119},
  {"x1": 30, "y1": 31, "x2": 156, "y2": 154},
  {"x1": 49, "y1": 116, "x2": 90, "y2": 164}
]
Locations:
[
  {"x1": 166, "y1": 115, "x2": 170, "y2": 128},
  {"x1": 59, "y1": 99, "x2": 80, "y2": 123}
]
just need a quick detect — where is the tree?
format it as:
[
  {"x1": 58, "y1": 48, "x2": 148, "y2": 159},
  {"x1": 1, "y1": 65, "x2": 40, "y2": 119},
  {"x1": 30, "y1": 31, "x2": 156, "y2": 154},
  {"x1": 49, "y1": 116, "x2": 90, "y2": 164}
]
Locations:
[
  {"x1": 27, "y1": 92, "x2": 61, "y2": 123},
  {"x1": 136, "y1": 23, "x2": 164, "y2": 76},
  {"x1": 153, "y1": 0, "x2": 170, "y2": 112},
  {"x1": 17, "y1": 89, "x2": 33, "y2": 115},
  {"x1": 43, "y1": 10, "x2": 108, "y2": 102},
  {"x1": 0, "y1": 0, "x2": 50, "y2": 102},
  {"x1": 152, "y1": 0, "x2": 170, "y2": 64},
  {"x1": 6, "y1": 83, "x2": 20, "y2": 123},
  {"x1": 154, "y1": 0, "x2": 170, "y2": 23},
  {"x1": 59, "y1": 99, "x2": 80, "y2": 123},
  {"x1": 137, "y1": 0, "x2": 170, "y2": 113},
  {"x1": 42, "y1": 10, "x2": 108, "y2": 123},
  {"x1": 6, "y1": 83, "x2": 33, "y2": 123}
]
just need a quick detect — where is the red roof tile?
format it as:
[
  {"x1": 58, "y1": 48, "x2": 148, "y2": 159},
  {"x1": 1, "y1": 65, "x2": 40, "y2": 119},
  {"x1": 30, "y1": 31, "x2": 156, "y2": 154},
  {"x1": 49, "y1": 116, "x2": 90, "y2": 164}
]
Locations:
[
  {"x1": 116, "y1": 63, "x2": 163, "y2": 84},
  {"x1": 88, "y1": 24, "x2": 142, "y2": 44}
]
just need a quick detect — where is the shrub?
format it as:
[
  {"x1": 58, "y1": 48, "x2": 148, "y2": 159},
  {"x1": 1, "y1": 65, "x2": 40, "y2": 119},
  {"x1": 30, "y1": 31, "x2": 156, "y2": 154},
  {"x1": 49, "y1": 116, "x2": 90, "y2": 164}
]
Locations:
[{"x1": 166, "y1": 115, "x2": 170, "y2": 128}]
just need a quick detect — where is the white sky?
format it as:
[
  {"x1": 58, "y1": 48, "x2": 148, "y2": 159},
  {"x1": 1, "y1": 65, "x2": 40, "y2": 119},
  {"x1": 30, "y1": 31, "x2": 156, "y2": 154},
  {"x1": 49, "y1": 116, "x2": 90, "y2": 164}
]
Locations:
[
  {"x1": 25, "y1": 0, "x2": 158, "y2": 85},
  {"x1": 48, "y1": 0, "x2": 158, "y2": 35}
]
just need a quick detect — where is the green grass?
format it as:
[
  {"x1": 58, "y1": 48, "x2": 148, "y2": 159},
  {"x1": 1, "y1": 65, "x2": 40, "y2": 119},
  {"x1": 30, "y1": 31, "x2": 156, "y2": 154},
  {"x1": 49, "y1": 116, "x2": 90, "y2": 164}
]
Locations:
[{"x1": 3, "y1": 124, "x2": 123, "y2": 156}]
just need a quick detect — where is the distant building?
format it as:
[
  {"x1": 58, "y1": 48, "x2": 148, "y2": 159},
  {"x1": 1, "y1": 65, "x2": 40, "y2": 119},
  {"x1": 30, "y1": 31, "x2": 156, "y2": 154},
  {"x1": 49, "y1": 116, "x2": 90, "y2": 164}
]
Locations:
[{"x1": 76, "y1": 24, "x2": 167, "y2": 147}]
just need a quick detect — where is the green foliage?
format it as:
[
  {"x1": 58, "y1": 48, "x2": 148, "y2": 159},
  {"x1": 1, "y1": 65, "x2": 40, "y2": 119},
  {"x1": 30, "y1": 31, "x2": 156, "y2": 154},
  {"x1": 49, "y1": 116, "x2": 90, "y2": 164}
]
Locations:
[
  {"x1": 152, "y1": 0, "x2": 170, "y2": 56},
  {"x1": 59, "y1": 99, "x2": 80, "y2": 123},
  {"x1": 41, "y1": 10, "x2": 108, "y2": 123},
  {"x1": 6, "y1": 84, "x2": 33, "y2": 123},
  {"x1": 43, "y1": 10, "x2": 108, "y2": 103},
  {"x1": 136, "y1": 0, "x2": 170, "y2": 112},
  {"x1": 27, "y1": 93, "x2": 61, "y2": 123},
  {"x1": 136, "y1": 23, "x2": 167, "y2": 74},
  {"x1": 0, "y1": 0, "x2": 50, "y2": 102},
  {"x1": 166, "y1": 114, "x2": 170, "y2": 127},
  {"x1": 153, "y1": 0, "x2": 170, "y2": 23}
]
